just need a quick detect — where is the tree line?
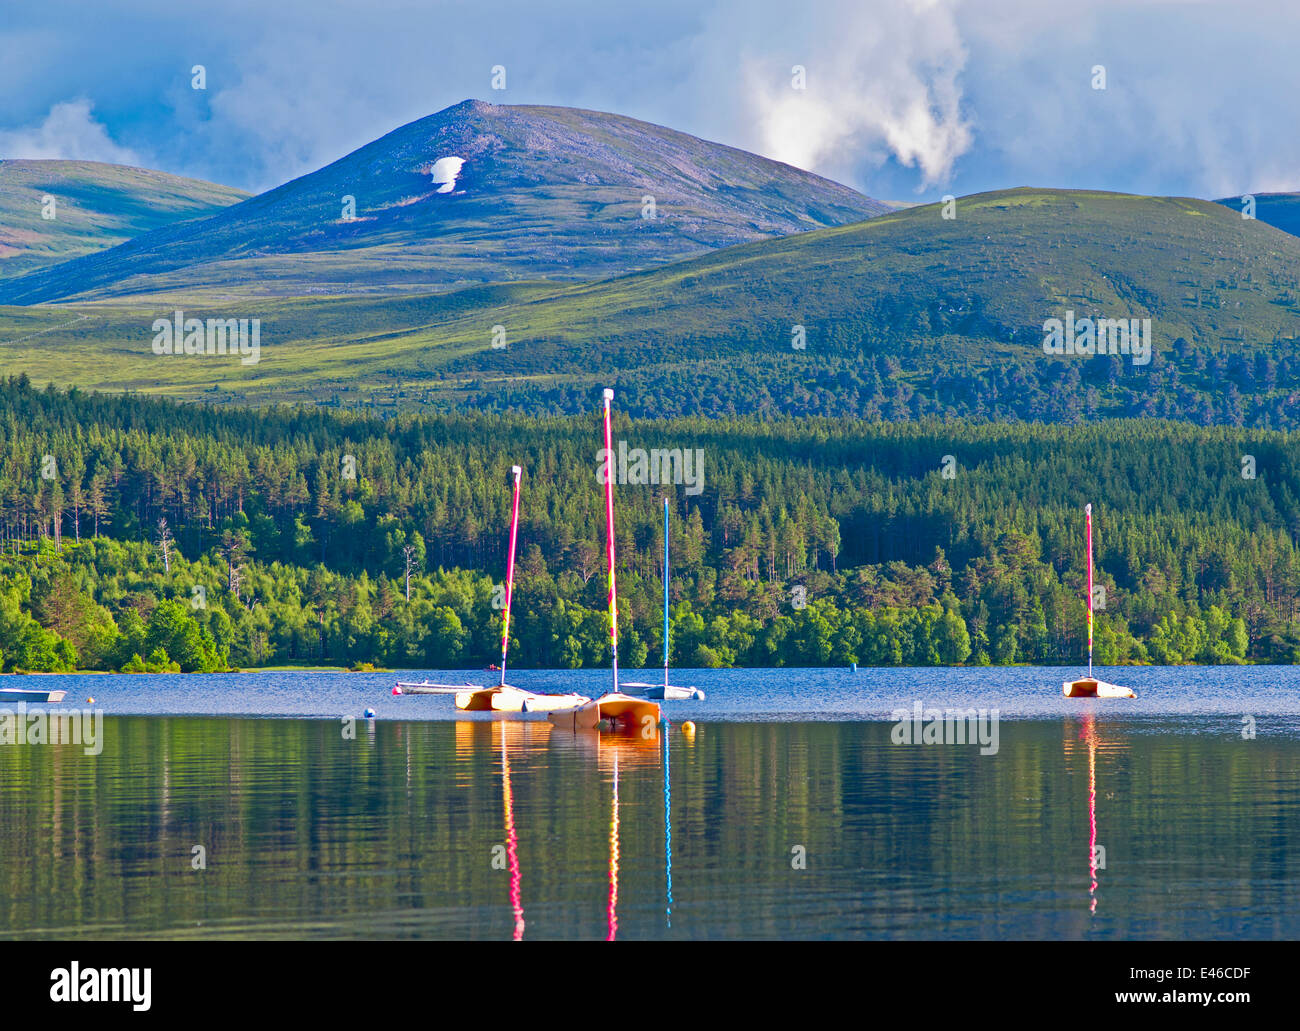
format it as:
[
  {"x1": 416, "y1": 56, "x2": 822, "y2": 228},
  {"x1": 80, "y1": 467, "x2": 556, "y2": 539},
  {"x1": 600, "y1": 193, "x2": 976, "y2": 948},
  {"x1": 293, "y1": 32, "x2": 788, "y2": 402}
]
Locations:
[{"x1": 0, "y1": 376, "x2": 1295, "y2": 672}]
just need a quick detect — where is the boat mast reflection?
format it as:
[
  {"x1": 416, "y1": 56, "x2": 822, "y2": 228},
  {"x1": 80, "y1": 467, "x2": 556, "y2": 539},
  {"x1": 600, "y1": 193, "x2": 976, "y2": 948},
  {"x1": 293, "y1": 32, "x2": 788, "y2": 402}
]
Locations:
[
  {"x1": 607, "y1": 751, "x2": 620, "y2": 941},
  {"x1": 544, "y1": 727, "x2": 663, "y2": 940},
  {"x1": 1068, "y1": 714, "x2": 1102, "y2": 914},
  {"x1": 1085, "y1": 717, "x2": 1099, "y2": 913},
  {"x1": 663, "y1": 727, "x2": 673, "y2": 930},
  {"x1": 500, "y1": 726, "x2": 525, "y2": 941}
]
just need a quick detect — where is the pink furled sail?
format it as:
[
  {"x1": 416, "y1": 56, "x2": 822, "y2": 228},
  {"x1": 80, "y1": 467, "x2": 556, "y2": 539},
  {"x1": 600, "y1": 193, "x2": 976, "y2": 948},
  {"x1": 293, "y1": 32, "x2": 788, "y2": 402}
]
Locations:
[
  {"x1": 499, "y1": 464, "x2": 522, "y2": 688},
  {"x1": 602, "y1": 388, "x2": 619, "y2": 690},
  {"x1": 1085, "y1": 502, "x2": 1094, "y2": 680}
]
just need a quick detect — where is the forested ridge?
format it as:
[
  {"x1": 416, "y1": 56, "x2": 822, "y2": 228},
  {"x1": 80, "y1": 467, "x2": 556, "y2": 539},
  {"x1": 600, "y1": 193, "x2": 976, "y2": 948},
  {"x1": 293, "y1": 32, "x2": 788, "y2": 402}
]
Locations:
[{"x1": 1, "y1": 375, "x2": 1297, "y2": 672}]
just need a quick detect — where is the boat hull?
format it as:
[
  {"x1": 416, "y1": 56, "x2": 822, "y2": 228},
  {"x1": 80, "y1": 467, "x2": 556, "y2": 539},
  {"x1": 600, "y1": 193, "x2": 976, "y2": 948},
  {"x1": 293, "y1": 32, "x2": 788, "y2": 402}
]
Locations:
[
  {"x1": 514, "y1": 691, "x2": 589, "y2": 713},
  {"x1": 1063, "y1": 678, "x2": 1136, "y2": 699},
  {"x1": 548, "y1": 693, "x2": 662, "y2": 735},
  {"x1": 0, "y1": 688, "x2": 67, "y2": 703},
  {"x1": 395, "y1": 682, "x2": 477, "y2": 694},
  {"x1": 454, "y1": 686, "x2": 589, "y2": 712},
  {"x1": 644, "y1": 685, "x2": 705, "y2": 700}
]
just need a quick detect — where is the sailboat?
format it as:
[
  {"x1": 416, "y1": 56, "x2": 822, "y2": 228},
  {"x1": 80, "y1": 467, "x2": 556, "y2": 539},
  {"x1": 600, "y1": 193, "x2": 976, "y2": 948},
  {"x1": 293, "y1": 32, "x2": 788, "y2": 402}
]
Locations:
[
  {"x1": 1063, "y1": 503, "x2": 1136, "y2": 699},
  {"x1": 395, "y1": 465, "x2": 587, "y2": 713},
  {"x1": 548, "y1": 389, "x2": 662, "y2": 734},
  {"x1": 622, "y1": 497, "x2": 705, "y2": 701}
]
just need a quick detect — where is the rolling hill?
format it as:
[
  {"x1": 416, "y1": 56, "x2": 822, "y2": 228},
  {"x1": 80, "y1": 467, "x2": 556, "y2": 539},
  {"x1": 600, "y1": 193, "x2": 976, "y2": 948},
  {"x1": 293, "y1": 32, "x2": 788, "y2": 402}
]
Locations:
[
  {"x1": 0, "y1": 160, "x2": 248, "y2": 278},
  {"x1": 1214, "y1": 192, "x2": 1300, "y2": 238},
  {"x1": 3, "y1": 187, "x2": 1300, "y2": 427},
  {"x1": 0, "y1": 100, "x2": 888, "y2": 303}
]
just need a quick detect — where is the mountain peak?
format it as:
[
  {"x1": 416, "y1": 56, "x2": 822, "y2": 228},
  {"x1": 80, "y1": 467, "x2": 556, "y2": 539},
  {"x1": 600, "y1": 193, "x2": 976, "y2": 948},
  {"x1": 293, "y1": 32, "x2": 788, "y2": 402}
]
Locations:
[{"x1": 0, "y1": 102, "x2": 888, "y2": 303}]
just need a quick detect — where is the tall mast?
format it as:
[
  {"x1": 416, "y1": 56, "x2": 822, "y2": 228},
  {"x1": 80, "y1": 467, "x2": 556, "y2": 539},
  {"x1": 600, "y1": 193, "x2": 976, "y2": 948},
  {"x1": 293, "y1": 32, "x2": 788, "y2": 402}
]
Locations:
[
  {"x1": 1085, "y1": 503, "x2": 1093, "y2": 680},
  {"x1": 499, "y1": 465, "x2": 522, "y2": 688},
  {"x1": 602, "y1": 389, "x2": 619, "y2": 692},
  {"x1": 663, "y1": 496, "x2": 670, "y2": 691}
]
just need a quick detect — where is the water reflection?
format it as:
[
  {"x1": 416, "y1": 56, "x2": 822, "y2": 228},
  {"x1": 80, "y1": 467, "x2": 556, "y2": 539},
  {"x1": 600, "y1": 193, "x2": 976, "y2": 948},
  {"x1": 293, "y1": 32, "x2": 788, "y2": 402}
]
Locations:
[
  {"x1": 3, "y1": 718, "x2": 1298, "y2": 940},
  {"x1": 607, "y1": 752, "x2": 620, "y2": 941},
  {"x1": 663, "y1": 728, "x2": 673, "y2": 930},
  {"x1": 544, "y1": 727, "x2": 662, "y2": 941},
  {"x1": 1062, "y1": 714, "x2": 1129, "y2": 917},
  {"x1": 546, "y1": 725, "x2": 662, "y2": 769},
  {"x1": 500, "y1": 727, "x2": 525, "y2": 941},
  {"x1": 1085, "y1": 716, "x2": 1098, "y2": 914}
]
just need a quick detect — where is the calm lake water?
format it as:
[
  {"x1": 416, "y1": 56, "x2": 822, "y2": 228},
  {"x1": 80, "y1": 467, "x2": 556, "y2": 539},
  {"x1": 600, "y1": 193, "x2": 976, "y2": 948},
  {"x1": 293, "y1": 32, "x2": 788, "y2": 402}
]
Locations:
[{"x1": 1, "y1": 666, "x2": 1298, "y2": 940}]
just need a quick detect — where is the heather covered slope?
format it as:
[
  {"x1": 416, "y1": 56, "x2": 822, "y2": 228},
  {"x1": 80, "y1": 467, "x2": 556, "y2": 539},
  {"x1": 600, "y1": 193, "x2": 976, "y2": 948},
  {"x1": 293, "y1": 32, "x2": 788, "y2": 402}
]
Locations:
[
  {"x1": 0, "y1": 100, "x2": 888, "y2": 303},
  {"x1": 0, "y1": 160, "x2": 248, "y2": 278},
  {"x1": 5, "y1": 187, "x2": 1298, "y2": 427}
]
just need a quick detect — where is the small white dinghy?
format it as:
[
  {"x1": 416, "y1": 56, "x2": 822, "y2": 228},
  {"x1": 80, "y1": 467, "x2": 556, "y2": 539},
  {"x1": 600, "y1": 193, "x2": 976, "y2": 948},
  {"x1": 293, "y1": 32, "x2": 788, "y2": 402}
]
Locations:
[
  {"x1": 1065, "y1": 504, "x2": 1135, "y2": 700},
  {"x1": 643, "y1": 684, "x2": 705, "y2": 701},
  {"x1": 394, "y1": 681, "x2": 475, "y2": 695},
  {"x1": 0, "y1": 687, "x2": 67, "y2": 703},
  {"x1": 619, "y1": 498, "x2": 705, "y2": 703}
]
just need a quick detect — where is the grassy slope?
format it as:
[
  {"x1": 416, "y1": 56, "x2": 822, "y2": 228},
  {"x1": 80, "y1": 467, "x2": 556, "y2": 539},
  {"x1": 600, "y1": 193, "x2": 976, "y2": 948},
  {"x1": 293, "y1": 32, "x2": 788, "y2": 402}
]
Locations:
[
  {"x1": 3, "y1": 187, "x2": 1297, "y2": 410},
  {"x1": 0, "y1": 160, "x2": 248, "y2": 278},
  {"x1": 0, "y1": 101, "x2": 888, "y2": 303}
]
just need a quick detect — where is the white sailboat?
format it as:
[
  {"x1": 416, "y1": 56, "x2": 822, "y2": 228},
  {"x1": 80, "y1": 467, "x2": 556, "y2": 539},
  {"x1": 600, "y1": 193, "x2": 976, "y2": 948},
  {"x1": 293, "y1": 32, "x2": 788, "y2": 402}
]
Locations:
[
  {"x1": 1063, "y1": 503, "x2": 1136, "y2": 699},
  {"x1": 395, "y1": 465, "x2": 586, "y2": 713},
  {"x1": 548, "y1": 390, "x2": 662, "y2": 733},
  {"x1": 622, "y1": 497, "x2": 704, "y2": 700}
]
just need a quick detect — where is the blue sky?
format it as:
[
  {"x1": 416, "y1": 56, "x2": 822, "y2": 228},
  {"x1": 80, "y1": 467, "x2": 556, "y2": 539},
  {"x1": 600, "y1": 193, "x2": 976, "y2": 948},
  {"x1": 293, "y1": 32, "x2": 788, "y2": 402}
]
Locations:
[{"x1": 1, "y1": 0, "x2": 1295, "y2": 202}]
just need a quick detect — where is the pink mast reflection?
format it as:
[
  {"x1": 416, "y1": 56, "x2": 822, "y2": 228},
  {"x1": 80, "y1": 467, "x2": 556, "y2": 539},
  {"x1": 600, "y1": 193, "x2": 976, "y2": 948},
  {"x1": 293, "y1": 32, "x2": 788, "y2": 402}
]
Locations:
[
  {"x1": 501, "y1": 731, "x2": 525, "y2": 941},
  {"x1": 607, "y1": 752, "x2": 620, "y2": 941},
  {"x1": 1083, "y1": 715, "x2": 1098, "y2": 914}
]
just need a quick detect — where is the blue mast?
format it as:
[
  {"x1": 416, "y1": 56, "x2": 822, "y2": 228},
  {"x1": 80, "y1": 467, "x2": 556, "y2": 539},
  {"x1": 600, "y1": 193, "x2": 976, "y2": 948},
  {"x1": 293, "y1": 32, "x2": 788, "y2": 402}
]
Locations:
[{"x1": 663, "y1": 497, "x2": 670, "y2": 691}]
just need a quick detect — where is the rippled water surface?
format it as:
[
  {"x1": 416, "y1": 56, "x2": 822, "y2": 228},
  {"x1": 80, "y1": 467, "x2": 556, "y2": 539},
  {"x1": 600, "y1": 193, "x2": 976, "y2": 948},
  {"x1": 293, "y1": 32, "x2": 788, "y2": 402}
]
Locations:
[{"x1": 10, "y1": 664, "x2": 1300, "y2": 726}]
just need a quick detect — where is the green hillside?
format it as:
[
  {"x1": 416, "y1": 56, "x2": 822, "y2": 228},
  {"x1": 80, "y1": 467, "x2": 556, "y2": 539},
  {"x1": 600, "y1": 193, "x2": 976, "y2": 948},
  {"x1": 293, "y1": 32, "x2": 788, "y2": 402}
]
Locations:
[
  {"x1": 4, "y1": 187, "x2": 1299, "y2": 427},
  {"x1": 0, "y1": 100, "x2": 887, "y2": 303},
  {"x1": 0, "y1": 160, "x2": 248, "y2": 278}
]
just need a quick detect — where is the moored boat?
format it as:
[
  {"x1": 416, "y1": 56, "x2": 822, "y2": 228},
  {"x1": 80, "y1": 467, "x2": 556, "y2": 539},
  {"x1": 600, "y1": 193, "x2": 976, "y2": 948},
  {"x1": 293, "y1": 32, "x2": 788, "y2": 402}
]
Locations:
[
  {"x1": 1063, "y1": 677, "x2": 1136, "y2": 699},
  {"x1": 548, "y1": 691, "x2": 663, "y2": 734},
  {"x1": 620, "y1": 498, "x2": 705, "y2": 703},
  {"x1": 549, "y1": 389, "x2": 661, "y2": 736},
  {"x1": 645, "y1": 685, "x2": 704, "y2": 700},
  {"x1": 456, "y1": 686, "x2": 588, "y2": 712},
  {"x1": 394, "y1": 681, "x2": 476, "y2": 694},
  {"x1": 456, "y1": 465, "x2": 585, "y2": 714},
  {"x1": 392, "y1": 465, "x2": 586, "y2": 713},
  {"x1": 1064, "y1": 504, "x2": 1135, "y2": 700},
  {"x1": 0, "y1": 687, "x2": 68, "y2": 704}
]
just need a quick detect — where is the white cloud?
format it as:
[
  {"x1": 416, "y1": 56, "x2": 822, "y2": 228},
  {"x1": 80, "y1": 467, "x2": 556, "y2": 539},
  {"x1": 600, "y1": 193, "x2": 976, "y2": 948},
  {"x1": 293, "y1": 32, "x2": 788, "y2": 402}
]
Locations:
[
  {"x1": 956, "y1": 0, "x2": 1300, "y2": 197},
  {"x1": 0, "y1": 98, "x2": 140, "y2": 164},
  {"x1": 3, "y1": 0, "x2": 1297, "y2": 200},
  {"x1": 686, "y1": 0, "x2": 974, "y2": 192}
]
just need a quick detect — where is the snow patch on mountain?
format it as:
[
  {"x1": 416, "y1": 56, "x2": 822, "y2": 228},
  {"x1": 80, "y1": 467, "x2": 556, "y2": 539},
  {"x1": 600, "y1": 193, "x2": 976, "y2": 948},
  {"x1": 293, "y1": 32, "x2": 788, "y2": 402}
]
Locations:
[{"x1": 431, "y1": 156, "x2": 464, "y2": 193}]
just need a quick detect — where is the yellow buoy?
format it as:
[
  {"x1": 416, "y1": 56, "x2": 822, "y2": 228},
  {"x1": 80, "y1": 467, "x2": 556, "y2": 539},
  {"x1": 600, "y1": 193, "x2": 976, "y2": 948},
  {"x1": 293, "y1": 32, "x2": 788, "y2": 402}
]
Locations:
[
  {"x1": 86, "y1": 697, "x2": 95, "y2": 704},
  {"x1": 681, "y1": 721, "x2": 696, "y2": 739}
]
